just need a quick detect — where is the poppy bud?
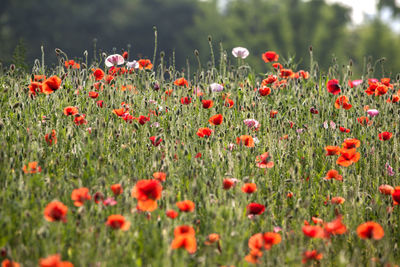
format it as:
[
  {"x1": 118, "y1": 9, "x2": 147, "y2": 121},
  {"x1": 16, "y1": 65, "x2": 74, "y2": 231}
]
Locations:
[
  {"x1": 160, "y1": 51, "x2": 165, "y2": 58},
  {"x1": 0, "y1": 248, "x2": 7, "y2": 258},
  {"x1": 208, "y1": 35, "x2": 212, "y2": 42},
  {"x1": 309, "y1": 46, "x2": 313, "y2": 52},
  {"x1": 10, "y1": 64, "x2": 15, "y2": 71},
  {"x1": 194, "y1": 50, "x2": 199, "y2": 56}
]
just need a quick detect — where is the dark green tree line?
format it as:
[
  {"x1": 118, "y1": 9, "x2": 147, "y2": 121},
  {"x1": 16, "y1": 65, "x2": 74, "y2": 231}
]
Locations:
[{"x1": 0, "y1": 0, "x2": 400, "y2": 76}]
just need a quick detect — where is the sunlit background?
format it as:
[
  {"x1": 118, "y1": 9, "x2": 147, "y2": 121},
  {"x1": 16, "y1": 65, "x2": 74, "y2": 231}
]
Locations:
[{"x1": 1, "y1": 0, "x2": 400, "y2": 76}]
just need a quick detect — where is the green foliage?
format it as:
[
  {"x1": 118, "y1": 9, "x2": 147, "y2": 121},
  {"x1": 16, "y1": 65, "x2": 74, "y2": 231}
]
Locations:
[{"x1": 0, "y1": 39, "x2": 400, "y2": 266}]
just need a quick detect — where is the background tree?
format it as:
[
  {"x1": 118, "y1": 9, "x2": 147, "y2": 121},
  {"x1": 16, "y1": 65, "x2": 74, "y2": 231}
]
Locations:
[{"x1": 0, "y1": 0, "x2": 400, "y2": 77}]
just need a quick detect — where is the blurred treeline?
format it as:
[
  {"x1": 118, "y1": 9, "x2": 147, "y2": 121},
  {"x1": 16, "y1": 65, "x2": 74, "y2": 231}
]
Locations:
[{"x1": 1, "y1": 0, "x2": 400, "y2": 76}]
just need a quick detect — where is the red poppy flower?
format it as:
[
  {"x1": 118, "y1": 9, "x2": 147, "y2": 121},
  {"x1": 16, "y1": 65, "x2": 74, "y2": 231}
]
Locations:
[
  {"x1": 29, "y1": 82, "x2": 43, "y2": 96},
  {"x1": 1, "y1": 259, "x2": 20, "y2": 267},
  {"x1": 93, "y1": 192, "x2": 104, "y2": 204},
  {"x1": 241, "y1": 183, "x2": 257, "y2": 194},
  {"x1": 180, "y1": 97, "x2": 191, "y2": 105},
  {"x1": 22, "y1": 161, "x2": 42, "y2": 174},
  {"x1": 93, "y1": 68, "x2": 105, "y2": 81},
  {"x1": 324, "y1": 215, "x2": 347, "y2": 236},
  {"x1": 42, "y1": 76, "x2": 62, "y2": 95},
  {"x1": 339, "y1": 126, "x2": 351, "y2": 133},
  {"x1": 113, "y1": 108, "x2": 126, "y2": 117},
  {"x1": 336, "y1": 148, "x2": 360, "y2": 167},
  {"x1": 262, "y1": 51, "x2": 279, "y2": 62},
  {"x1": 44, "y1": 201, "x2": 68, "y2": 223},
  {"x1": 171, "y1": 234, "x2": 197, "y2": 254},
  {"x1": 165, "y1": 89, "x2": 173, "y2": 96},
  {"x1": 302, "y1": 250, "x2": 323, "y2": 264},
  {"x1": 122, "y1": 51, "x2": 128, "y2": 60},
  {"x1": 176, "y1": 200, "x2": 195, "y2": 212},
  {"x1": 327, "y1": 79, "x2": 341, "y2": 95},
  {"x1": 196, "y1": 127, "x2": 213, "y2": 138},
  {"x1": 138, "y1": 115, "x2": 150, "y2": 125},
  {"x1": 63, "y1": 106, "x2": 79, "y2": 116},
  {"x1": 377, "y1": 84, "x2": 389, "y2": 96},
  {"x1": 194, "y1": 152, "x2": 202, "y2": 158},
  {"x1": 74, "y1": 114, "x2": 87, "y2": 126},
  {"x1": 204, "y1": 233, "x2": 220, "y2": 245},
  {"x1": 330, "y1": 196, "x2": 345, "y2": 204},
  {"x1": 131, "y1": 179, "x2": 162, "y2": 211},
  {"x1": 379, "y1": 132, "x2": 393, "y2": 141},
  {"x1": 88, "y1": 91, "x2": 99, "y2": 99},
  {"x1": 65, "y1": 60, "x2": 75, "y2": 68},
  {"x1": 392, "y1": 188, "x2": 400, "y2": 204},
  {"x1": 256, "y1": 152, "x2": 274, "y2": 168},
  {"x1": 96, "y1": 100, "x2": 104, "y2": 108},
  {"x1": 280, "y1": 69, "x2": 294, "y2": 78},
  {"x1": 39, "y1": 254, "x2": 73, "y2": 267},
  {"x1": 324, "y1": 146, "x2": 340, "y2": 156},
  {"x1": 106, "y1": 214, "x2": 130, "y2": 231},
  {"x1": 32, "y1": 75, "x2": 46, "y2": 82},
  {"x1": 105, "y1": 75, "x2": 114, "y2": 84},
  {"x1": 244, "y1": 249, "x2": 263, "y2": 264},
  {"x1": 93, "y1": 82, "x2": 104, "y2": 91},
  {"x1": 201, "y1": 99, "x2": 214, "y2": 109},
  {"x1": 302, "y1": 225, "x2": 325, "y2": 238},
  {"x1": 174, "y1": 78, "x2": 189, "y2": 87},
  {"x1": 236, "y1": 135, "x2": 255, "y2": 147},
  {"x1": 270, "y1": 110, "x2": 278, "y2": 118},
  {"x1": 223, "y1": 178, "x2": 237, "y2": 190},
  {"x1": 262, "y1": 75, "x2": 278, "y2": 85},
  {"x1": 110, "y1": 184, "x2": 123, "y2": 196},
  {"x1": 224, "y1": 98, "x2": 234, "y2": 108},
  {"x1": 259, "y1": 87, "x2": 271, "y2": 96},
  {"x1": 248, "y1": 232, "x2": 281, "y2": 251},
  {"x1": 45, "y1": 130, "x2": 57, "y2": 146},
  {"x1": 357, "y1": 222, "x2": 384, "y2": 240},
  {"x1": 174, "y1": 225, "x2": 195, "y2": 237},
  {"x1": 71, "y1": 187, "x2": 91, "y2": 207},
  {"x1": 357, "y1": 116, "x2": 372, "y2": 126},
  {"x1": 297, "y1": 70, "x2": 310, "y2": 79},
  {"x1": 342, "y1": 138, "x2": 360, "y2": 149},
  {"x1": 149, "y1": 136, "x2": 163, "y2": 147},
  {"x1": 379, "y1": 184, "x2": 394, "y2": 195},
  {"x1": 323, "y1": 170, "x2": 343, "y2": 181},
  {"x1": 272, "y1": 63, "x2": 282, "y2": 69},
  {"x1": 247, "y1": 203, "x2": 265, "y2": 215},
  {"x1": 310, "y1": 107, "x2": 319, "y2": 114},
  {"x1": 153, "y1": 172, "x2": 167, "y2": 182},
  {"x1": 209, "y1": 114, "x2": 223, "y2": 125},
  {"x1": 334, "y1": 95, "x2": 352, "y2": 110},
  {"x1": 166, "y1": 210, "x2": 179, "y2": 219},
  {"x1": 138, "y1": 59, "x2": 153, "y2": 70}
]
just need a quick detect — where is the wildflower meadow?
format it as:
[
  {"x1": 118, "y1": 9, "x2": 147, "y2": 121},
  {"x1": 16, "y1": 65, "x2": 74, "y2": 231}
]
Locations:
[{"x1": 1, "y1": 38, "x2": 400, "y2": 266}]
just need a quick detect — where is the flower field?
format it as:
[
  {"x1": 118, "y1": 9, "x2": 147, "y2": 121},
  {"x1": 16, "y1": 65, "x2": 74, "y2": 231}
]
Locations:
[{"x1": 1, "y1": 45, "x2": 400, "y2": 266}]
